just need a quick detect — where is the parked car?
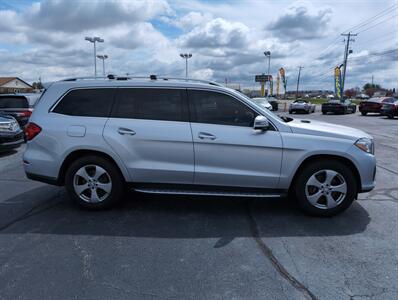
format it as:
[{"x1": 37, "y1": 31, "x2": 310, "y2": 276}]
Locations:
[
  {"x1": 0, "y1": 115, "x2": 24, "y2": 152},
  {"x1": 265, "y1": 96, "x2": 279, "y2": 111},
  {"x1": 321, "y1": 99, "x2": 356, "y2": 115},
  {"x1": 359, "y1": 97, "x2": 396, "y2": 116},
  {"x1": 24, "y1": 75, "x2": 376, "y2": 216},
  {"x1": 289, "y1": 100, "x2": 315, "y2": 114},
  {"x1": 251, "y1": 97, "x2": 272, "y2": 110},
  {"x1": 381, "y1": 99, "x2": 398, "y2": 119},
  {"x1": 0, "y1": 93, "x2": 41, "y2": 128}
]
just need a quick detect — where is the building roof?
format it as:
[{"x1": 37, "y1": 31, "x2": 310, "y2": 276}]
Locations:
[{"x1": 0, "y1": 77, "x2": 33, "y2": 88}]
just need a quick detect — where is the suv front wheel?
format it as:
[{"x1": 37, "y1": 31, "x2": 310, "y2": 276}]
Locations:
[
  {"x1": 294, "y1": 160, "x2": 357, "y2": 216},
  {"x1": 65, "y1": 156, "x2": 125, "y2": 209}
]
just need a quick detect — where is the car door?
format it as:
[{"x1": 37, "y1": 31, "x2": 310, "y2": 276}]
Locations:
[
  {"x1": 188, "y1": 89, "x2": 283, "y2": 189},
  {"x1": 103, "y1": 88, "x2": 194, "y2": 184}
]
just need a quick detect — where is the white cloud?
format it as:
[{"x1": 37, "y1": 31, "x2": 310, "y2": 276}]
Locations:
[{"x1": 179, "y1": 18, "x2": 249, "y2": 49}]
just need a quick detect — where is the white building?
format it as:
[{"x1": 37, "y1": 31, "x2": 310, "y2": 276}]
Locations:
[{"x1": 0, "y1": 77, "x2": 33, "y2": 94}]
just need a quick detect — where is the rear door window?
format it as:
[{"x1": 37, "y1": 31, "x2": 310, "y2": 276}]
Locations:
[
  {"x1": 112, "y1": 88, "x2": 187, "y2": 122},
  {"x1": 53, "y1": 89, "x2": 115, "y2": 117},
  {"x1": 0, "y1": 96, "x2": 29, "y2": 109}
]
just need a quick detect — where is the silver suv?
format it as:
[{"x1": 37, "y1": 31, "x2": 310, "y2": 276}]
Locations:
[{"x1": 23, "y1": 75, "x2": 376, "y2": 216}]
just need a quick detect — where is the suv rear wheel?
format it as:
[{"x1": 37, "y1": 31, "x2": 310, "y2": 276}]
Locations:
[
  {"x1": 65, "y1": 156, "x2": 125, "y2": 209},
  {"x1": 294, "y1": 160, "x2": 357, "y2": 216}
]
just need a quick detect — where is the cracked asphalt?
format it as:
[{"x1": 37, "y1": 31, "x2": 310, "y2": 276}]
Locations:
[{"x1": 0, "y1": 111, "x2": 397, "y2": 300}]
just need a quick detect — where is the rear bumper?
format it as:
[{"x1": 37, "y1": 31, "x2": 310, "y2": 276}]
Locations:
[
  {"x1": 0, "y1": 131, "x2": 24, "y2": 152},
  {"x1": 0, "y1": 138, "x2": 23, "y2": 151},
  {"x1": 322, "y1": 105, "x2": 345, "y2": 112},
  {"x1": 359, "y1": 107, "x2": 381, "y2": 113}
]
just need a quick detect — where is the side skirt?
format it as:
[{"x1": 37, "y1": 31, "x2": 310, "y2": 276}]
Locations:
[{"x1": 132, "y1": 183, "x2": 286, "y2": 198}]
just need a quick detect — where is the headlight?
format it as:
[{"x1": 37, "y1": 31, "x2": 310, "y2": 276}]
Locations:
[{"x1": 355, "y1": 138, "x2": 374, "y2": 154}]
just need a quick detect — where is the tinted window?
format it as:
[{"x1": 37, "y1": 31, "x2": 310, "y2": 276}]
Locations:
[
  {"x1": 53, "y1": 89, "x2": 114, "y2": 117},
  {"x1": 189, "y1": 90, "x2": 256, "y2": 127},
  {"x1": 0, "y1": 96, "x2": 29, "y2": 108},
  {"x1": 113, "y1": 88, "x2": 186, "y2": 122}
]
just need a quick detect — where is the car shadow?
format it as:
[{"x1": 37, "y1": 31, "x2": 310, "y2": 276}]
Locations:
[{"x1": 0, "y1": 186, "x2": 370, "y2": 242}]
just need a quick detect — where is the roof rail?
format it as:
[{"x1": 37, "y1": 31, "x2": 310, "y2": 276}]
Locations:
[{"x1": 60, "y1": 75, "x2": 222, "y2": 87}]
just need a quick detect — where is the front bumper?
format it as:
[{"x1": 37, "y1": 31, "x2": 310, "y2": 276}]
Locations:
[{"x1": 347, "y1": 144, "x2": 376, "y2": 193}]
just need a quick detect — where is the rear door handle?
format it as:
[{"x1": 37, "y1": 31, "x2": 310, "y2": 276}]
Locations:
[
  {"x1": 198, "y1": 132, "x2": 216, "y2": 140},
  {"x1": 117, "y1": 127, "x2": 136, "y2": 136}
]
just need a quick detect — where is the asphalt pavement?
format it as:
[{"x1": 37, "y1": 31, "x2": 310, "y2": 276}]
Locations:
[{"x1": 0, "y1": 111, "x2": 397, "y2": 300}]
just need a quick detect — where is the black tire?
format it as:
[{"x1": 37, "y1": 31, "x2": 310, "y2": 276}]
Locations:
[
  {"x1": 361, "y1": 112, "x2": 367, "y2": 116},
  {"x1": 289, "y1": 110, "x2": 293, "y2": 114},
  {"x1": 293, "y1": 160, "x2": 357, "y2": 217},
  {"x1": 322, "y1": 111, "x2": 326, "y2": 115},
  {"x1": 65, "y1": 155, "x2": 125, "y2": 210},
  {"x1": 388, "y1": 114, "x2": 394, "y2": 119}
]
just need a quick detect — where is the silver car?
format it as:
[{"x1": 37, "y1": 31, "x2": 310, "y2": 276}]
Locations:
[
  {"x1": 251, "y1": 97, "x2": 272, "y2": 110},
  {"x1": 23, "y1": 75, "x2": 376, "y2": 216},
  {"x1": 289, "y1": 100, "x2": 316, "y2": 114}
]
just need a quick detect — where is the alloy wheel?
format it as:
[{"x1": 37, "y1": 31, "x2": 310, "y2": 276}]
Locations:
[
  {"x1": 73, "y1": 165, "x2": 112, "y2": 203},
  {"x1": 305, "y1": 169, "x2": 347, "y2": 209}
]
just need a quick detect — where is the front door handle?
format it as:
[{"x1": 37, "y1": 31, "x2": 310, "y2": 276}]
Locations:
[
  {"x1": 118, "y1": 127, "x2": 136, "y2": 136},
  {"x1": 198, "y1": 132, "x2": 216, "y2": 140}
]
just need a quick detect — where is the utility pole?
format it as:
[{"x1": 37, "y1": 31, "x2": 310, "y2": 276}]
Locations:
[
  {"x1": 296, "y1": 66, "x2": 303, "y2": 99},
  {"x1": 341, "y1": 32, "x2": 357, "y2": 98},
  {"x1": 371, "y1": 74, "x2": 374, "y2": 86}
]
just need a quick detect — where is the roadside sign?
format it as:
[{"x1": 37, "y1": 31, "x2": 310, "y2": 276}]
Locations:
[{"x1": 255, "y1": 74, "x2": 272, "y2": 82}]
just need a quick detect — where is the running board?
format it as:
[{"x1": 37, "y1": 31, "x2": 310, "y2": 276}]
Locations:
[{"x1": 134, "y1": 188, "x2": 282, "y2": 198}]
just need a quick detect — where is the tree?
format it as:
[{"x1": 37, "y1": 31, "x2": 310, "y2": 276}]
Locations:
[
  {"x1": 32, "y1": 81, "x2": 44, "y2": 90},
  {"x1": 363, "y1": 83, "x2": 381, "y2": 90},
  {"x1": 363, "y1": 83, "x2": 382, "y2": 97},
  {"x1": 344, "y1": 88, "x2": 357, "y2": 98}
]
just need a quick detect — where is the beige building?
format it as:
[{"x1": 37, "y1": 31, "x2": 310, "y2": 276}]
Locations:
[{"x1": 0, "y1": 77, "x2": 33, "y2": 94}]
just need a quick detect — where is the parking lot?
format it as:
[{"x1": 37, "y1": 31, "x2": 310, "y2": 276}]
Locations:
[{"x1": 0, "y1": 111, "x2": 397, "y2": 300}]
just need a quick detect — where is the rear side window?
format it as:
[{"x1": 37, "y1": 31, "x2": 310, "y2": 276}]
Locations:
[
  {"x1": 113, "y1": 88, "x2": 186, "y2": 122},
  {"x1": 0, "y1": 96, "x2": 29, "y2": 109},
  {"x1": 188, "y1": 90, "x2": 256, "y2": 127},
  {"x1": 53, "y1": 89, "x2": 115, "y2": 117}
]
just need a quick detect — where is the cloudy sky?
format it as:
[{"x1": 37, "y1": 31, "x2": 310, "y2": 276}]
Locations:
[{"x1": 0, "y1": 0, "x2": 397, "y2": 91}]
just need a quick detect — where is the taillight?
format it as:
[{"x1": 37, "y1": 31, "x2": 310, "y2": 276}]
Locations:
[
  {"x1": 25, "y1": 122, "x2": 41, "y2": 141},
  {"x1": 21, "y1": 110, "x2": 32, "y2": 117},
  {"x1": 15, "y1": 110, "x2": 32, "y2": 117}
]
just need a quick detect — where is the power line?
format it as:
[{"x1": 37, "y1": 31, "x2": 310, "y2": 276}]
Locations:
[
  {"x1": 342, "y1": 3, "x2": 398, "y2": 33},
  {"x1": 357, "y1": 13, "x2": 398, "y2": 34}
]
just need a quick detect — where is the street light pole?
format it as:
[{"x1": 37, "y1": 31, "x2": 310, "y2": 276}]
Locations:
[
  {"x1": 180, "y1": 53, "x2": 192, "y2": 78},
  {"x1": 85, "y1": 36, "x2": 104, "y2": 78},
  {"x1": 97, "y1": 55, "x2": 108, "y2": 77},
  {"x1": 264, "y1": 51, "x2": 271, "y2": 96}
]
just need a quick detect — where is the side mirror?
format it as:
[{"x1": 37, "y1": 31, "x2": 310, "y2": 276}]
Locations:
[{"x1": 253, "y1": 115, "x2": 269, "y2": 131}]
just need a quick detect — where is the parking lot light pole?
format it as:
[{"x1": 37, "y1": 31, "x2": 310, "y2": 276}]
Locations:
[
  {"x1": 264, "y1": 51, "x2": 271, "y2": 96},
  {"x1": 180, "y1": 53, "x2": 192, "y2": 78},
  {"x1": 97, "y1": 55, "x2": 108, "y2": 77},
  {"x1": 85, "y1": 36, "x2": 104, "y2": 78}
]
